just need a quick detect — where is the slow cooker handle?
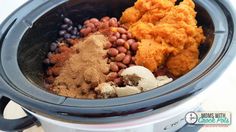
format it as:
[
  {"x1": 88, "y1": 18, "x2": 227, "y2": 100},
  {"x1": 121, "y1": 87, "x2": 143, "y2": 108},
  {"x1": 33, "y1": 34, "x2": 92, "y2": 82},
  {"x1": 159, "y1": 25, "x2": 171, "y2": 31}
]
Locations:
[{"x1": 0, "y1": 96, "x2": 38, "y2": 131}]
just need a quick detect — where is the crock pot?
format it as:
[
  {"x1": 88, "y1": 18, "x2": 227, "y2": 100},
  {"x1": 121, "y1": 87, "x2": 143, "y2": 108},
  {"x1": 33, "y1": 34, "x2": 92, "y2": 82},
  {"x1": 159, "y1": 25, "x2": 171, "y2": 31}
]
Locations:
[{"x1": 0, "y1": 0, "x2": 236, "y2": 131}]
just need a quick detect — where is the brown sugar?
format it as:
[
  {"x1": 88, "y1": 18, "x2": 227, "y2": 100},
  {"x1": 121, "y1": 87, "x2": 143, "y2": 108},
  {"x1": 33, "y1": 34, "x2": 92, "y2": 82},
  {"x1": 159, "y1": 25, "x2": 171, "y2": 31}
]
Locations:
[{"x1": 51, "y1": 33, "x2": 109, "y2": 99}]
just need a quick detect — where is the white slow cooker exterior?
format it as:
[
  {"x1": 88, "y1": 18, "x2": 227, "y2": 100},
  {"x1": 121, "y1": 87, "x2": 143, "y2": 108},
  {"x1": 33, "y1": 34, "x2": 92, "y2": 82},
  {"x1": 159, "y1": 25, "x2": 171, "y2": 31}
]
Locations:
[{"x1": 25, "y1": 88, "x2": 210, "y2": 132}]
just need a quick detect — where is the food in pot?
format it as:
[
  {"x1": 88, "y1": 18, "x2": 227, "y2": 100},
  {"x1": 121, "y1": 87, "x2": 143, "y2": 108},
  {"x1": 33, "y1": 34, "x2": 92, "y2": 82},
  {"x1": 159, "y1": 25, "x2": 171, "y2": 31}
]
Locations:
[
  {"x1": 43, "y1": 0, "x2": 205, "y2": 99},
  {"x1": 49, "y1": 34, "x2": 109, "y2": 99},
  {"x1": 120, "y1": 0, "x2": 206, "y2": 77},
  {"x1": 95, "y1": 66, "x2": 173, "y2": 98},
  {"x1": 44, "y1": 17, "x2": 142, "y2": 99}
]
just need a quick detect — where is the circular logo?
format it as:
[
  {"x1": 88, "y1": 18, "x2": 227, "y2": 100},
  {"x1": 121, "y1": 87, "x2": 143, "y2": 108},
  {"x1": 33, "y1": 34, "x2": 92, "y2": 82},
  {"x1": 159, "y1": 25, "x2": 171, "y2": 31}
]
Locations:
[{"x1": 185, "y1": 112, "x2": 198, "y2": 124}]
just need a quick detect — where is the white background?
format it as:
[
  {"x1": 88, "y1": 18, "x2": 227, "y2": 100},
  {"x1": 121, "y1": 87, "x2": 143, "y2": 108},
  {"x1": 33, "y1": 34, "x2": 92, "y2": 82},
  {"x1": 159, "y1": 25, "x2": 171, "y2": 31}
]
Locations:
[{"x1": 0, "y1": 0, "x2": 236, "y2": 132}]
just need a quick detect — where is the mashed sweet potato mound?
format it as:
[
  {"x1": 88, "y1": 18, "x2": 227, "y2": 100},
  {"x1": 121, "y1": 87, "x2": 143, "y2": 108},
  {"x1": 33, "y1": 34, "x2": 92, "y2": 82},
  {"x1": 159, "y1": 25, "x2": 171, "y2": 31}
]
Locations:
[{"x1": 120, "y1": 0, "x2": 205, "y2": 77}]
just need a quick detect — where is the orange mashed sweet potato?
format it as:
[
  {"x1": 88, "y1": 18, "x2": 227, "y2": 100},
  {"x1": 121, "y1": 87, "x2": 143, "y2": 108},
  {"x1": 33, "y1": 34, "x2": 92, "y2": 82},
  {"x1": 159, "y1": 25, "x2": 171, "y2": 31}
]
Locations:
[{"x1": 120, "y1": 0, "x2": 205, "y2": 77}]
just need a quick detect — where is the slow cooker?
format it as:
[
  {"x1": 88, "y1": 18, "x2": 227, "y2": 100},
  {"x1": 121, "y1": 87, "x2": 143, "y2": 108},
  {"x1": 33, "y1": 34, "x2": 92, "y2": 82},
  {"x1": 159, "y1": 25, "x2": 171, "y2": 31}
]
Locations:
[{"x1": 0, "y1": 0, "x2": 236, "y2": 131}]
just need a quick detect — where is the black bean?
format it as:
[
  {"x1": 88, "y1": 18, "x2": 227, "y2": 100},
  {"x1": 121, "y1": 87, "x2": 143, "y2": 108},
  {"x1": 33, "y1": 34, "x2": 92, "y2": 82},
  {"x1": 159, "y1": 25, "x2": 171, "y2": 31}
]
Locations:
[
  {"x1": 61, "y1": 24, "x2": 68, "y2": 29},
  {"x1": 73, "y1": 27, "x2": 78, "y2": 32},
  {"x1": 78, "y1": 25, "x2": 83, "y2": 30},
  {"x1": 71, "y1": 35, "x2": 76, "y2": 39},
  {"x1": 71, "y1": 30, "x2": 77, "y2": 35},
  {"x1": 64, "y1": 33, "x2": 71, "y2": 39},
  {"x1": 64, "y1": 18, "x2": 73, "y2": 25},
  {"x1": 43, "y1": 58, "x2": 50, "y2": 65},
  {"x1": 55, "y1": 48, "x2": 60, "y2": 53},
  {"x1": 59, "y1": 30, "x2": 66, "y2": 36},
  {"x1": 67, "y1": 26, "x2": 73, "y2": 32},
  {"x1": 47, "y1": 52, "x2": 53, "y2": 58},
  {"x1": 50, "y1": 42, "x2": 58, "y2": 51}
]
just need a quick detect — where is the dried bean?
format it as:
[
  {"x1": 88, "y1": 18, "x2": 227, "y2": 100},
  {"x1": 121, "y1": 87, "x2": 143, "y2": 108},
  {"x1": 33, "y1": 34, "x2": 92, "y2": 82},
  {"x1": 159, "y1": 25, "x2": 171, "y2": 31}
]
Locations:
[
  {"x1": 43, "y1": 58, "x2": 50, "y2": 65},
  {"x1": 84, "y1": 20, "x2": 90, "y2": 25},
  {"x1": 61, "y1": 24, "x2": 68, "y2": 29},
  {"x1": 122, "y1": 55, "x2": 131, "y2": 64},
  {"x1": 110, "y1": 62, "x2": 119, "y2": 72},
  {"x1": 112, "y1": 43, "x2": 117, "y2": 48},
  {"x1": 109, "y1": 18, "x2": 118, "y2": 27},
  {"x1": 104, "y1": 42, "x2": 112, "y2": 49},
  {"x1": 115, "y1": 53, "x2": 126, "y2": 61},
  {"x1": 117, "y1": 62, "x2": 127, "y2": 69},
  {"x1": 50, "y1": 42, "x2": 58, "y2": 51},
  {"x1": 59, "y1": 30, "x2": 66, "y2": 36},
  {"x1": 120, "y1": 25, "x2": 128, "y2": 30},
  {"x1": 106, "y1": 72, "x2": 118, "y2": 81},
  {"x1": 90, "y1": 18, "x2": 99, "y2": 23},
  {"x1": 47, "y1": 52, "x2": 53, "y2": 58},
  {"x1": 71, "y1": 30, "x2": 77, "y2": 35},
  {"x1": 131, "y1": 42, "x2": 138, "y2": 51},
  {"x1": 82, "y1": 27, "x2": 92, "y2": 36},
  {"x1": 116, "y1": 39, "x2": 125, "y2": 46},
  {"x1": 87, "y1": 23, "x2": 95, "y2": 29},
  {"x1": 121, "y1": 34, "x2": 127, "y2": 40},
  {"x1": 94, "y1": 22, "x2": 101, "y2": 27},
  {"x1": 115, "y1": 32, "x2": 120, "y2": 38},
  {"x1": 129, "y1": 64, "x2": 135, "y2": 67},
  {"x1": 101, "y1": 16, "x2": 110, "y2": 22},
  {"x1": 117, "y1": 46, "x2": 127, "y2": 53},
  {"x1": 127, "y1": 32, "x2": 133, "y2": 39},
  {"x1": 64, "y1": 18, "x2": 73, "y2": 25},
  {"x1": 114, "y1": 78, "x2": 123, "y2": 86},
  {"x1": 64, "y1": 33, "x2": 71, "y2": 39},
  {"x1": 118, "y1": 69, "x2": 124, "y2": 76},
  {"x1": 107, "y1": 48, "x2": 119, "y2": 57},
  {"x1": 80, "y1": 28, "x2": 86, "y2": 35},
  {"x1": 124, "y1": 42, "x2": 130, "y2": 50},
  {"x1": 67, "y1": 26, "x2": 73, "y2": 32},
  {"x1": 127, "y1": 51, "x2": 131, "y2": 55},
  {"x1": 71, "y1": 35, "x2": 76, "y2": 39},
  {"x1": 110, "y1": 57, "x2": 116, "y2": 62},
  {"x1": 91, "y1": 27, "x2": 97, "y2": 32},
  {"x1": 127, "y1": 39, "x2": 135, "y2": 45},
  {"x1": 110, "y1": 17, "x2": 118, "y2": 22},
  {"x1": 78, "y1": 25, "x2": 83, "y2": 30},
  {"x1": 117, "y1": 27, "x2": 127, "y2": 34},
  {"x1": 108, "y1": 36, "x2": 117, "y2": 42}
]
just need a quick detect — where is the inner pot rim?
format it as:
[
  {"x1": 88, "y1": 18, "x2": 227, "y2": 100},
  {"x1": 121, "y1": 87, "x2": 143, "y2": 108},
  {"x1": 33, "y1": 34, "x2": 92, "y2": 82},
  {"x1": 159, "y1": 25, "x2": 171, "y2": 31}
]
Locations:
[{"x1": 0, "y1": 0, "x2": 235, "y2": 122}]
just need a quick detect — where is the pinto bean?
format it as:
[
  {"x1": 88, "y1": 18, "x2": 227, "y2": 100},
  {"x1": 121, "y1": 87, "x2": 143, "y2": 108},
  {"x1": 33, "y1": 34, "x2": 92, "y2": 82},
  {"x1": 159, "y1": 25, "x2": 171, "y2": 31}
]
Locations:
[
  {"x1": 122, "y1": 55, "x2": 131, "y2": 64},
  {"x1": 116, "y1": 39, "x2": 125, "y2": 46},
  {"x1": 117, "y1": 46, "x2": 127, "y2": 53},
  {"x1": 107, "y1": 48, "x2": 119, "y2": 57},
  {"x1": 110, "y1": 62, "x2": 119, "y2": 72},
  {"x1": 115, "y1": 53, "x2": 126, "y2": 61}
]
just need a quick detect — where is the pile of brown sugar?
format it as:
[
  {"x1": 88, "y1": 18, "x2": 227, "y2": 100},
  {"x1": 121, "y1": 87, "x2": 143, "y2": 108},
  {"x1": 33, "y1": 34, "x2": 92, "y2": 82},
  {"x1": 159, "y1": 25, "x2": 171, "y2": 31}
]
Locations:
[{"x1": 50, "y1": 33, "x2": 109, "y2": 99}]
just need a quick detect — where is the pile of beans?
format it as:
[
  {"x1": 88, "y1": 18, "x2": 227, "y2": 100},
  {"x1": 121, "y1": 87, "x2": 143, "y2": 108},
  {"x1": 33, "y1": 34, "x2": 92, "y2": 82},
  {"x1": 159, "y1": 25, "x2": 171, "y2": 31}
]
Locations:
[
  {"x1": 43, "y1": 17, "x2": 83, "y2": 65},
  {"x1": 58, "y1": 18, "x2": 82, "y2": 40},
  {"x1": 44, "y1": 16, "x2": 139, "y2": 87},
  {"x1": 80, "y1": 17, "x2": 139, "y2": 86}
]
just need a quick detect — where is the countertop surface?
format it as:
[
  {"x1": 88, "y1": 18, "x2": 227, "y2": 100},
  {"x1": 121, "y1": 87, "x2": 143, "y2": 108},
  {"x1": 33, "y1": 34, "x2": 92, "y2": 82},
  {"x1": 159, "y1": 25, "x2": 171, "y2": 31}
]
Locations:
[{"x1": 0, "y1": 0, "x2": 236, "y2": 132}]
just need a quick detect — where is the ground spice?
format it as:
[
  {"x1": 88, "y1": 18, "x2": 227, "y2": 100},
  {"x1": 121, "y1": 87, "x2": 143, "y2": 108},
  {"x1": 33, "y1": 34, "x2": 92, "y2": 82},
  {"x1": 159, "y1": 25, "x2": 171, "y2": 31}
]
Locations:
[{"x1": 51, "y1": 33, "x2": 109, "y2": 99}]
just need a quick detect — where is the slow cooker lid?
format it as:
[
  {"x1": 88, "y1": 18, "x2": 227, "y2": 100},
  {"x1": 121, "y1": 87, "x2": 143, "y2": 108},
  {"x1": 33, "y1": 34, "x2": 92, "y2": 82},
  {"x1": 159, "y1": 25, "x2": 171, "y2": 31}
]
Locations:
[{"x1": 0, "y1": 0, "x2": 235, "y2": 122}]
